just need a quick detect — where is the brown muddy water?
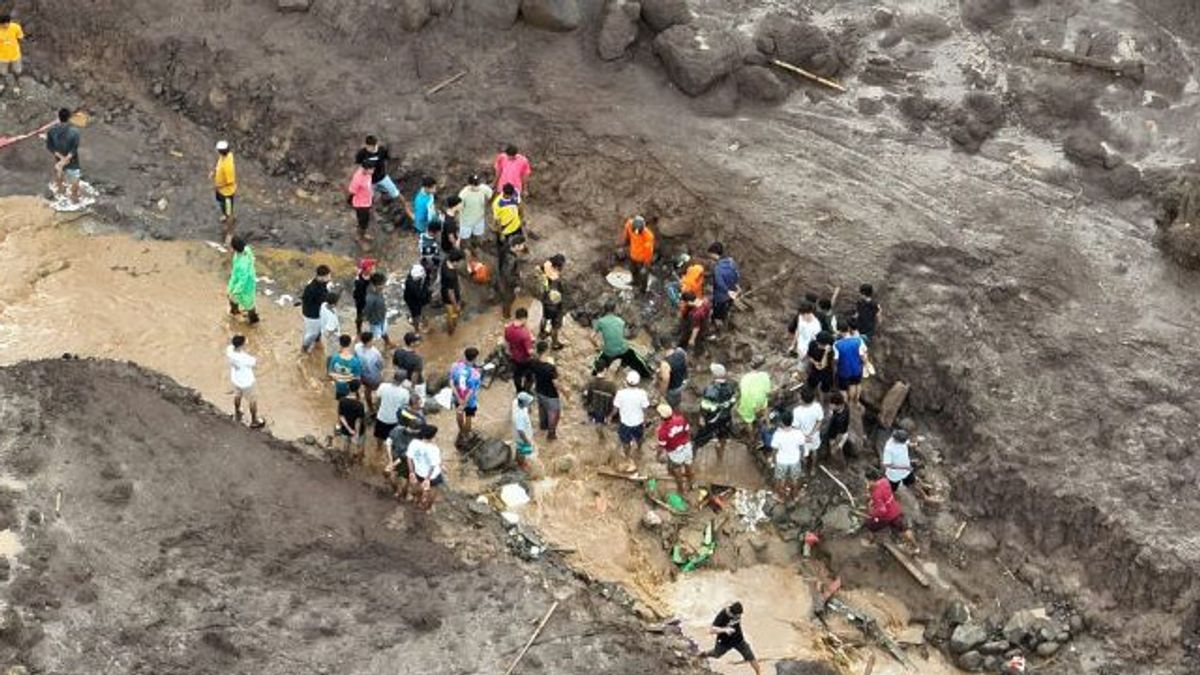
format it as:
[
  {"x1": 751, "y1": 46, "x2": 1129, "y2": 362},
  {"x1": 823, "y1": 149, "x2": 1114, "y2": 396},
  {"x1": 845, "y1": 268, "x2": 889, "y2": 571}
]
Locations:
[{"x1": 0, "y1": 197, "x2": 957, "y2": 672}]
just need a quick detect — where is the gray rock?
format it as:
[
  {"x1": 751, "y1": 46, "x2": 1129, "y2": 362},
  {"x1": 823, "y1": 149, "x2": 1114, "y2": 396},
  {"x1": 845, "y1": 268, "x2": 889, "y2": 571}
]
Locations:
[
  {"x1": 467, "y1": 500, "x2": 491, "y2": 515},
  {"x1": 1003, "y1": 608, "x2": 1055, "y2": 646},
  {"x1": 956, "y1": 651, "x2": 984, "y2": 671},
  {"x1": 734, "y1": 65, "x2": 788, "y2": 103},
  {"x1": 821, "y1": 504, "x2": 858, "y2": 534},
  {"x1": 1036, "y1": 641, "x2": 1061, "y2": 657},
  {"x1": 1068, "y1": 614, "x2": 1084, "y2": 634},
  {"x1": 302, "y1": 434, "x2": 317, "y2": 446},
  {"x1": 521, "y1": 0, "x2": 581, "y2": 31},
  {"x1": 774, "y1": 659, "x2": 839, "y2": 675},
  {"x1": 653, "y1": 25, "x2": 740, "y2": 96},
  {"x1": 598, "y1": 0, "x2": 640, "y2": 60},
  {"x1": 464, "y1": 0, "x2": 521, "y2": 27},
  {"x1": 641, "y1": 0, "x2": 690, "y2": 31},
  {"x1": 950, "y1": 622, "x2": 989, "y2": 654},
  {"x1": 943, "y1": 600, "x2": 971, "y2": 627},
  {"x1": 979, "y1": 640, "x2": 1010, "y2": 655},
  {"x1": 278, "y1": 0, "x2": 312, "y2": 11},
  {"x1": 399, "y1": 0, "x2": 432, "y2": 31},
  {"x1": 474, "y1": 439, "x2": 512, "y2": 472},
  {"x1": 430, "y1": 0, "x2": 454, "y2": 15}
]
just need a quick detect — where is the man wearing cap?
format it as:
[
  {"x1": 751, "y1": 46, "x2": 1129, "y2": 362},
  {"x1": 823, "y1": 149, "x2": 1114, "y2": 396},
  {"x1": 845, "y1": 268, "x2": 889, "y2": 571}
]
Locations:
[
  {"x1": 590, "y1": 300, "x2": 653, "y2": 378},
  {"x1": 620, "y1": 215, "x2": 656, "y2": 294},
  {"x1": 212, "y1": 140, "x2": 237, "y2": 246},
  {"x1": 511, "y1": 391, "x2": 538, "y2": 475},
  {"x1": 656, "y1": 403, "x2": 694, "y2": 494},
  {"x1": 881, "y1": 428, "x2": 917, "y2": 492},
  {"x1": 393, "y1": 331, "x2": 426, "y2": 396},
  {"x1": 457, "y1": 174, "x2": 493, "y2": 249},
  {"x1": 695, "y1": 363, "x2": 737, "y2": 460},
  {"x1": 612, "y1": 371, "x2": 651, "y2": 461}
]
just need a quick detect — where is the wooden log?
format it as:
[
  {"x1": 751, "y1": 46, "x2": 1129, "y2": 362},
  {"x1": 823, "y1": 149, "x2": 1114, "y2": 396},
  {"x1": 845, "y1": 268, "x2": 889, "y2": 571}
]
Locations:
[
  {"x1": 426, "y1": 70, "x2": 467, "y2": 96},
  {"x1": 877, "y1": 381, "x2": 910, "y2": 429},
  {"x1": 771, "y1": 59, "x2": 847, "y2": 92},
  {"x1": 880, "y1": 541, "x2": 930, "y2": 588},
  {"x1": 819, "y1": 465, "x2": 857, "y2": 507},
  {"x1": 1030, "y1": 47, "x2": 1144, "y2": 81},
  {"x1": 504, "y1": 601, "x2": 560, "y2": 675}
]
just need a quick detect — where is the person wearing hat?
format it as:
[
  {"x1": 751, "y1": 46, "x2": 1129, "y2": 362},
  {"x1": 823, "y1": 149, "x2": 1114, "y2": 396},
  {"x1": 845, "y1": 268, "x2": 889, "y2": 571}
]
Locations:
[
  {"x1": 0, "y1": 14, "x2": 26, "y2": 97},
  {"x1": 612, "y1": 370, "x2": 651, "y2": 461},
  {"x1": 511, "y1": 391, "x2": 539, "y2": 475},
  {"x1": 348, "y1": 159, "x2": 376, "y2": 246},
  {"x1": 881, "y1": 428, "x2": 917, "y2": 492},
  {"x1": 457, "y1": 174, "x2": 494, "y2": 249},
  {"x1": 212, "y1": 140, "x2": 237, "y2": 245},
  {"x1": 402, "y1": 263, "x2": 431, "y2": 335},
  {"x1": 226, "y1": 236, "x2": 259, "y2": 324},
  {"x1": 695, "y1": 363, "x2": 737, "y2": 460},
  {"x1": 619, "y1": 215, "x2": 656, "y2": 294},
  {"x1": 393, "y1": 331, "x2": 426, "y2": 396},
  {"x1": 656, "y1": 403, "x2": 694, "y2": 494},
  {"x1": 539, "y1": 254, "x2": 567, "y2": 350}
]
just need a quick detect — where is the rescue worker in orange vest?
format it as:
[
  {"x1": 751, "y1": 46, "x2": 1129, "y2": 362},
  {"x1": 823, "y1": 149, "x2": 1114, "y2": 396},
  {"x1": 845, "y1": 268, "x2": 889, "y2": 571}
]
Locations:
[
  {"x1": 679, "y1": 254, "x2": 705, "y2": 299},
  {"x1": 620, "y1": 215, "x2": 656, "y2": 294}
]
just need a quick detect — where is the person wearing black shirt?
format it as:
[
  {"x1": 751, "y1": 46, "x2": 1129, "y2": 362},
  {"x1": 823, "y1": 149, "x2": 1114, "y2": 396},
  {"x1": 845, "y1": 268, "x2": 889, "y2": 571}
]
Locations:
[
  {"x1": 352, "y1": 259, "x2": 375, "y2": 334},
  {"x1": 703, "y1": 602, "x2": 760, "y2": 674},
  {"x1": 656, "y1": 346, "x2": 688, "y2": 409},
  {"x1": 531, "y1": 342, "x2": 567, "y2": 440},
  {"x1": 855, "y1": 283, "x2": 881, "y2": 342},
  {"x1": 694, "y1": 363, "x2": 736, "y2": 459},
  {"x1": 825, "y1": 391, "x2": 853, "y2": 464},
  {"x1": 403, "y1": 265, "x2": 432, "y2": 334},
  {"x1": 353, "y1": 135, "x2": 400, "y2": 203},
  {"x1": 336, "y1": 381, "x2": 367, "y2": 462},
  {"x1": 300, "y1": 265, "x2": 331, "y2": 353},
  {"x1": 440, "y1": 250, "x2": 464, "y2": 335},
  {"x1": 497, "y1": 234, "x2": 525, "y2": 320},
  {"x1": 442, "y1": 196, "x2": 462, "y2": 254},
  {"x1": 805, "y1": 331, "x2": 834, "y2": 401}
]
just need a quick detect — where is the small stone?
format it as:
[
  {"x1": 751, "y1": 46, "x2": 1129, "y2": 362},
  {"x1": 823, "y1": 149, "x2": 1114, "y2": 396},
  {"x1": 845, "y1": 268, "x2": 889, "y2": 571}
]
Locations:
[
  {"x1": 641, "y1": 510, "x2": 663, "y2": 529},
  {"x1": 979, "y1": 640, "x2": 1010, "y2": 655},
  {"x1": 553, "y1": 454, "x2": 576, "y2": 475},
  {"x1": 467, "y1": 500, "x2": 491, "y2": 516},
  {"x1": 1068, "y1": 614, "x2": 1084, "y2": 634},
  {"x1": 155, "y1": 197, "x2": 169, "y2": 212},
  {"x1": 1036, "y1": 641, "x2": 1060, "y2": 657},
  {"x1": 821, "y1": 504, "x2": 858, "y2": 533},
  {"x1": 305, "y1": 172, "x2": 328, "y2": 185},
  {"x1": 302, "y1": 435, "x2": 317, "y2": 446},
  {"x1": 957, "y1": 650, "x2": 984, "y2": 671}
]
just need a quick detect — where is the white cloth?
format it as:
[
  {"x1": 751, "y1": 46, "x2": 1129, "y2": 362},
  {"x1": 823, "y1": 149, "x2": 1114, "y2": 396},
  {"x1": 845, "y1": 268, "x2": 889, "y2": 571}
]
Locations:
[
  {"x1": 613, "y1": 387, "x2": 650, "y2": 427},
  {"x1": 791, "y1": 402, "x2": 824, "y2": 453},
  {"x1": 226, "y1": 346, "x2": 257, "y2": 389},
  {"x1": 794, "y1": 314, "x2": 822, "y2": 357},
  {"x1": 376, "y1": 383, "x2": 409, "y2": 424},
  {"x1": 770, "y1": 426, "x2": 805, "y2": 466},
  {"x1": 320, "y1": 302, "x2": 340, "y2": 334},
  {"x1": 408, "y1": 439, "x2": 442, "y2": 480},
  {"x1": 882, "y1": 439, "x2": 912, "y2": 483}
]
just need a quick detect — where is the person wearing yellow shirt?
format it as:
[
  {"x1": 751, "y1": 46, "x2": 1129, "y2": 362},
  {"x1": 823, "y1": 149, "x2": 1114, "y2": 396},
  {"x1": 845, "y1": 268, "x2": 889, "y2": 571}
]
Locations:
[
  {"x1": 0, "y1": 14, "x2": 24, "y2": 96},
  {"x1": 491, "y1": 183, "x2": 522, "y2": 242},
  {"x1": 211, "y1": 140, "x2": 238, "y2": 245}
]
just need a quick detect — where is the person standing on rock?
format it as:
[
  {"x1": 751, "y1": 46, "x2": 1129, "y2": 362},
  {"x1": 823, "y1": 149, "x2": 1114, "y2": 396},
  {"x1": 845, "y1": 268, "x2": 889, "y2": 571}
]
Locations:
[
  {"x1": 392, "y1": 332, "x2": 425, "y2": 396},
  {"x1": 46, "y1": 108, "x2": 83, "y2": 206},
  {"x1": 770, "y1": 409, "x2": 804, "y2": 503},
  {"x1": 511, "y1": 391, "x2": 539, "y2": 475},
  {"x1": 226, "y1": 236, "x2": 259, "y2": 324},
  {"x1": 656, "y1": 403, "x2": 694, "y2": 495},
  {"x1": 539, "y1": 254, "x2": 566, "y2": 349},
  {"x1": 881, "y1": 428, "x2": 917, "y2": 493},
  {"x1": 363, "y1": 271, "x2": 391, "y2": 349},
  {"x1": 613, "y1": 370, "x2": 650, "y2": 462},
  {"x1": 406, "y1": 424, "x2": 445, "y2": 511},
  {"x1": 301, "y1": 264, "x2": 331, "y2": 353},
  {"x1": 833, "y1": 319, "x2": 868, "y2": 408},
  {"x1": 347, "y1": 159, "x2": 375, "y2": 246},
  {"x1": 620, "y1": 215, "x2": 655, "y2": 294},
  {"x1": 457, "y1": 174, "x2": 493, "y2": 250},
  {"x1": 493, "y1": 144, "x2": 532, "y2": 199},
  {"x1": 352, "y1": 258, "x2": 375, "y2": 335},
  {"x1": 336, "y1": 380, "x2": 367, "y2": 462},
  {"x1": 211, "y1": 140, "x2": 237, "y2": 246},
  {"x1": 402, "y1": 263, "x2": 431, "y2": 335},
  {"x1": 703, "y1": 601, "x2": 762, "y2": 675},
  {"x1": 657, "y1": 346, "x2": 688, "y2": 410},
  {"x1": 708, "y1": 242, "x2": 741, "y2": 331},
  {"x1": 354, "y1": 331, "x2": 385, "y2": 416},
  {"x1": 590, "y1": 300, "x2": 652, "y2": 378},
  {"x1": 0, "y1": 14, "x2": 25, "y2": 97},
  {"x1": 531, "y1": 341, "x2": 566, "y2": 440},
  {"x1": 373, "y1": 370, "x2": 409, "y2": 464},
  {"x1": 504, "y1": 307, "x2": 535, "y2": 393},
  {"x1": 226, "y1": 334, "x2": 266, "y2": 429},
  {"x1": 450, "y1": 347, "x2": 482, "y2": 443},
  {"x1": 440, "y1": 250, "x2": 465, "y2": 335},
  {"x1": 694, "y1": 363, "x2": 737, "y2": 460},
  {"x1": 354, "y1": 135, "x2": 400, "y2": 212}
]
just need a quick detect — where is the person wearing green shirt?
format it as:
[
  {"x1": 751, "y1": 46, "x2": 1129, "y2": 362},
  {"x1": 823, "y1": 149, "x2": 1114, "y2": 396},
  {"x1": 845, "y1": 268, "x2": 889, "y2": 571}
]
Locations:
[
  {"x1": 227, "y1": 237, "x2": 259, "y2": 324},
  {"x1": 735, "y1": 371, "x2": 771, "y2": 426},
  {"x1": 590, "y1": 300, "x2": 651, "y2": 378}
]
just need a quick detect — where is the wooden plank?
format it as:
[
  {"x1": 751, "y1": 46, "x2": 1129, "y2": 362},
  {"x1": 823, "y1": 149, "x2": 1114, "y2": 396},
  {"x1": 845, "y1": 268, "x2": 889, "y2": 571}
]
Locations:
[
  {"x1": 877, "y1": 381, "x2": 910, "y2": 429},
  {"x1": 770, "y1": 58, "x2": 847, "y2": 92},
  {"x1": 880, "y1": 541, "x2": 930, "y2": 588}
]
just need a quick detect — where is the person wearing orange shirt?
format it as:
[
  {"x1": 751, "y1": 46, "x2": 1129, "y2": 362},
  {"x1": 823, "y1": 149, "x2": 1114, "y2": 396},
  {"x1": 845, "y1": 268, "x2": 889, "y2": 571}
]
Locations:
[
  {"x1": 620, "y1": 215, "x2": 656, "y2": 293},
  {"x1": 679, "y1": 255, "x2": 705, "y2": 298}
]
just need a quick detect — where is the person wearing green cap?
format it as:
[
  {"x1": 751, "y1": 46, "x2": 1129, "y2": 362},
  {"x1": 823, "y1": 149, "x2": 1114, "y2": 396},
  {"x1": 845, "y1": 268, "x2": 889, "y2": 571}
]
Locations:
[{"x1": 226, "y1": 236, "x2": 259, "y2": 324}]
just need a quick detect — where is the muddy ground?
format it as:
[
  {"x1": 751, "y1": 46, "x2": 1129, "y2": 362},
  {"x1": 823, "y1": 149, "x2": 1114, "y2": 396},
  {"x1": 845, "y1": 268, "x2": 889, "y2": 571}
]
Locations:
[{"x1": 3, "y1": 0, "x2": 1200, "y2": 672}]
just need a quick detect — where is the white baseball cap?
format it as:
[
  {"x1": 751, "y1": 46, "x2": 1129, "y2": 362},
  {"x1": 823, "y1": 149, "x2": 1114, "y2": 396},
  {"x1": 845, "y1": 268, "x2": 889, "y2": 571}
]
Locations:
[
  {"x1": 215, "y1": 140, "x2": 230, "y2": 152},
  {"x1": 626, "y1": 371, "x2": 641, "y2": 386}
]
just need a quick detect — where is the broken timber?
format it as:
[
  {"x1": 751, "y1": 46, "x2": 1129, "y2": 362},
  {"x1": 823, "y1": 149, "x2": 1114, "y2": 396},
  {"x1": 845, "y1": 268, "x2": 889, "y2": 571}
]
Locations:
[
  {"x1": 880, "y1": 541, "x2": 930, "y2": 588},
  {"x1": 1030, "y1": 47, "x2": 1144, "y2": 82},
  {"x1": 771, "y1": 59, "x2": 847, "y2": 92}
]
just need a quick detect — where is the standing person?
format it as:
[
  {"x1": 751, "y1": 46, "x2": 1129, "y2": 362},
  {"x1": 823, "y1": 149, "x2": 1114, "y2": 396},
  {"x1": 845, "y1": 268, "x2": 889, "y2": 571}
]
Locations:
[
  {"x1": 590, "y1": 301, "x2": 652, "y2": 378},
  {"x1": 226, "y1": 237, "x2": 259, "y2": 324},
  {"x1": 709, "y1": 242, "x2": 741, "y2": 330},
  {"x1": 440, "y1": 250, "x2": 465, "y2": 335},
  {"x1": 441, "y1": 196, "x2": 463, "y2": 255},
  {"x1": 735, "y1": 370, "x2": 772, "y2": 437},
  {"x1": 348, "y1": 160, "x2": 375, "y2": 245},
  {"x1": 491, "y1": 183, "x2": 523, "y2": 243},
  {"x1": 354, "y1": 331, "x2": 385, "y2": 416},
  {"x1": 301, "y1": 265, "x2": 331, "y2": 353},
  {"x1": 504, "y1": 307, "x2": 535, "y2": 392},
  {"x1": 403, "y1": 263, "x2": 431, "y2": 334},
  {"x1": 703, "y1": 602, "x2": 762, "y2": 675},
  {"x1": 226, "y1": 335, "x2": 266, "y2": 428},
  {"x1": 620, "y1": 215, "x2": 656, "y2": 294},
  {"x1": 656, "y1": 403, "x2": 694, "y2": 494},
  {"x1": 406, "y1": 425, "x2": 445, "y2": 511},
  {"x1": 770, "y1": 410, "x2": 804, "y2": 503},
  {"x1": 418, "y1": 219, "x2": 444, "y2": 282},
  {"x1": 789, "y1": 300, "x2": 822, "y2": 368},
  {"x1": 511, "y1": 392, "x2": 539, "y2": 475},
  {"x1": 833, "y1": 320, "x2": 868, "y2": 408},
  {"x1": 211, "y1": 140, "x2": 237, "y2": 246},
  {"x1": 457, "y1": 174, "x2": 493, "y2": 250},
  {"x1": 678, "y1": 254, "x2": 705, "y2": 300},
  {"x1": 392, "y1": 332, "x2": 425, "y2": 396},
  {"x1": 657, "y1": 346, "x2": 688, "y2": 410},
  {"x1": 336, "y1": 380, "x2": 367, "y2": 461},
  {"x1": 0, "y1": 14, "x2": 25, "y2": 96},
  {"x1": 411, "y1": 177, "x2": 439, "y2": 234},
  {"x1": 373, "y1": 371, "x2": 410, "y2": 463},
  {"x1": 678, "y1": 292, "x2": 712, "y2": 351},
  {"x1": 496, "y1": 234, "x2": 526, "y2": 319},
  {"x1": 449, "y1": 348, "x2": 482, "y2": 443},
  {"x1": 384, "y1": 394, "x2": 427, "y2": 499},
  {"x1": 494, "y1": 144, "x2": 532, "y2": 197},
  {"x1": 352, "y1": 258, "x2": 376, "y2": 335},
  {"x1": 539, "y1": 254, "x2": 566, "y2": 349},
  {"x1": 865, "y1": 469, "x2": 918, "y2": 549},
  {"x1": 882, "y1": 428, "x2": 916, "y2": 493},
  {"x1": 584, "y1": 373, "x2": 617, "y2": 441},
  {"x1": 855, "y1": 283, "x2": 882, "y2": 343},
  {"x1": 613, "y1": 371, "x2": 650, "y2": 461},
  {"x1": 805, "y1": 331, "x2": 834, "y2": 402},
  {"x1": 791, "y1": 387, "x2": 824, "y2": 477},
  {"x1": 531, "y1": 341, "x2": 565, "y2": 440},
  {"x1": 695, "y1": 363, "x2": 737, "y2": 460},
  {"x1": 824, "y1": 392, "x2": 852, "y2": 464},
  {"x1": 319, "y1": 291, "x2": 342, "y2": 357},
  {"x1": 326, "y1": 334, "x2": 362, "y2": 400},
  {"x1": 363, "y1": 272, "x2": 391, "y2": 349},
  {"x1": 816, "y1": 296, "x2": 837, "y2": 335},
  {"x1": 46, "y1": 108, "x2": 82, "y2": 205},
  {"x1": 354, "y1": 135, "x2": 400, "y2": 210}
]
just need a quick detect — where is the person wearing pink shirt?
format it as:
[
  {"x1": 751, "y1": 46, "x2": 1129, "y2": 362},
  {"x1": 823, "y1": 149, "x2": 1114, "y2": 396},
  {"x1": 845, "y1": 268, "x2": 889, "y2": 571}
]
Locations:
[
  {"x1": 493, "y1": 144, "x2": 532, "y2": 198},
  {"x1": 348, "y1": 160, "x2": 375, "y2": 245}
]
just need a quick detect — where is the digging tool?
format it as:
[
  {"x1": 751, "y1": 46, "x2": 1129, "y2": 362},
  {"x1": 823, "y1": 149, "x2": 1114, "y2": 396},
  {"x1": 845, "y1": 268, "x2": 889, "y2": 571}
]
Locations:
[
  {"x1": 504, "y1": 600, "x2": 559, "y2": 675},
  {"x1": 771, "y1": 58, "x2": 847, "y2": 92},
  {"x1": 1029, "y1": 47, "x2": 1144, "y2": 81}
]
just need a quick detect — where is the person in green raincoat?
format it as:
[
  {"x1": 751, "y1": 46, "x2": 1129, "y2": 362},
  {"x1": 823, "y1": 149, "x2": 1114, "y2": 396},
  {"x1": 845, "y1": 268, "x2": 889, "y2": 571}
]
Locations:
[{"x1": 227, "y1": 236, "x2": 259, "y2": 324}]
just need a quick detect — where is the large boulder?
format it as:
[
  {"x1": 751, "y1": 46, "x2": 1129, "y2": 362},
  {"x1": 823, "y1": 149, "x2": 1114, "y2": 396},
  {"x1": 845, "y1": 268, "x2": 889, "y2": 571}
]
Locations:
[
  {"x1": 775, "y1": 660, "x2": 839, "y2": 675},
  {"x1": 521, "y1": 0, "x2": 582, "y2": 31},
  {"x1": 474, "y1": 438, "x2": 513, "y2": 472},
  {"x1": 950, "y1": 622, "x2": 989, "y2": 654},
  {"x1": 464, "y1": 0, "x2": 521, "y2": 27},
  {"x1": 653, "y1": 24, "x2": 740, "y2": 96},
  {"x1": 735, "y1": 65, "x2": 789, "y2": 102},
  {"x1": 641, "y1": 0, "x2": 690, "y2": 31},
  {"x1": 755, "y1": 15, "x2": 844, "y2": 78},
  {"x1": 598, "y1": 0, "x2": 641, "y2": 60}
]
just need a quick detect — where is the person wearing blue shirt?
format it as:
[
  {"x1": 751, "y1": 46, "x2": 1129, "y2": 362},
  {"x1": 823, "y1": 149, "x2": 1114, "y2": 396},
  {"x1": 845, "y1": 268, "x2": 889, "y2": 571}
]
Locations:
[
  {"x1": 411, "y1": 176, "x2": 439, "y2": 233},
  {"x1": 708, "y1": 241, "x2": 740, "y2": 329},
  {"x1": 833, "y1": 319, "x2": 869, "y2": 408},
  {"x1": 450, "y1": 347, "x2": 483, "y2": 443}
]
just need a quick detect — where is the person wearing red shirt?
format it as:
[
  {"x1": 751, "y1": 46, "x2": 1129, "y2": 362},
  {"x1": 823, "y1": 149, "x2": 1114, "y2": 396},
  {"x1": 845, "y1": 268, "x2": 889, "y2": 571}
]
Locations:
[
  {"x1": 656, "y1": 403, "x2": 694, "y2": 494},
  {"x1": 679, "y1": 291, "x2": 712, "y2": 351},
  {"x1": 494, "y1": 144, "x2": 532, "y2": 197},
  {"x1": 864, "y1": 471, "x2": 917, "y2": 550},
  {"x1": 504, "y1": 307, "x2": 535, "y2": 393}
]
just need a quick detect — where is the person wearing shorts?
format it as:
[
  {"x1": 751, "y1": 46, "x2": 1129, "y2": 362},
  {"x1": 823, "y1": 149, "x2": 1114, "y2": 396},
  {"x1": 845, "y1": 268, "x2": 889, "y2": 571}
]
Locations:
[
  {"x1": 512, "y1": 392, "x2": 539, "y2": 475},
  {"x1": 450, "y1": 348, "x2": 482, "y2": 443},
  {"x1": 355, "y1": 135, "x2": 401, "y2": 202},
  {"x1": 704, "y1": 602, "x2": 761, "y2": 675},
  {"x1": 457, "y1": 174, "x2": 493, "y2": 247},
  {"x1": 212, "y1": 140, "x2": 237, "y2": 244},
  {"x1": 613, "y1": 370, "x2": 650, "y2": 460},
  {"x1": 373, "y1": 371, "x2": 410, "y2": 461},
  {"x1": 769, "y1": 409, "x2": 805, "y2": 503},
  {"x1": 226, "y1": 335, "x2": 265, "y2": 428},
  {"x1": 865, "y1": 470, "x2": 918, "y2": 549},
  {"x1": 46, "y1": 108, "x2": 83, "y2": 205},
  {"x1": 0, "y1": 15, "x2": 25, "y2": 94},
  {"x1": 336, "y1": 381, "x2": 367, "y2": 462},
  {"x1": 348, "y1": 160, "x2": 375, "y2": 244},
  {"x1": 406, "y1": 425, "x2": 445, "y2": 511},
  {"x1": 833, "y1": 319, "x2": 868, "y2": 406},
  {"x1": 656, "y1": 403, "x2": 694, "y2": 494}
]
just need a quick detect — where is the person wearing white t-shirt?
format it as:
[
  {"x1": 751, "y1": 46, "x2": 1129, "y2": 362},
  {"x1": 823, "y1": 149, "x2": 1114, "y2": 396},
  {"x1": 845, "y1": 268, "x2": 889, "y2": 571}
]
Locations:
[
  {"x1": 457, "y1": 174, "x2": 494, "y2": 246},
  {"x1": 881, "y1": 428, "x2": 916, "y2": 492},
  {"x1": 791, "y1": 387, "x2": 824, "y2": 475},
  {"x1": 770, "y1": 409, "x2": 805, "y2": 503},
  {"x1": 226, "y1": 335, "x2": 265, "y2": 429},
  {"x1": 789, "y1": 300, "x2": 822, "y2": 371},
  {"x1": 373, "y1": 371, "x2": 410, "y2": 460},
  {"x1": 319, "y1": 291, "x2": 342, "y2": 357},
  {"x1": 406, "y1": 424, "x2": 444, "y2": 511},
  {"x1": 612, "y1": 370, "x2": 651, "y2": 459}
]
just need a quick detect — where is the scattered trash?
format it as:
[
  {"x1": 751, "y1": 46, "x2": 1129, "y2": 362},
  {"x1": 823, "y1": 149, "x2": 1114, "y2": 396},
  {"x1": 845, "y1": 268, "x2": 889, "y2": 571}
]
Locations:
[
  {"x1": 500, "y1": 483, "x2": 530, "y2": 509},
  {"x1": 671, "y1": 521, "x2": 715, "y2": 572},
  {"x1": 605, "y1": 266, "x2": 634, "y2": 290},
  {"x1": 733, "y1": 489, "x2": 771, "y2": 531},
  {"x1": 274, "y1": 294, "x2": 294, "y2": 306},
  {"x1": 500, "y1": 511, "x2": 520, "y2": 525},
  {"x1": 802, "y1": 531, "x2": 820, "y2": 557},
  {"x1": 665, "y1": 492, "x2": 688, "y2": 513},
  {"x1": 433, "y1": 387, "x2": 454, "y2": 410}
]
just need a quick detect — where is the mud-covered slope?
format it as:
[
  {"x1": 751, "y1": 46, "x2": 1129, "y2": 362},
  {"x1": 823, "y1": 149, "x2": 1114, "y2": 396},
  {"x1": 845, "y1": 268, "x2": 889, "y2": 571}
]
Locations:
[{"x1": 0, "y1": 359, "x2": 701, "y2": 675}]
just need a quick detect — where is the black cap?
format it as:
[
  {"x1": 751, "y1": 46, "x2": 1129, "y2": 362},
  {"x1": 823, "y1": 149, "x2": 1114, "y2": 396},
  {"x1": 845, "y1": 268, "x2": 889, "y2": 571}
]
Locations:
[{"x1": 404, "y1": 332, "x2": 422, "y2": 346}]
